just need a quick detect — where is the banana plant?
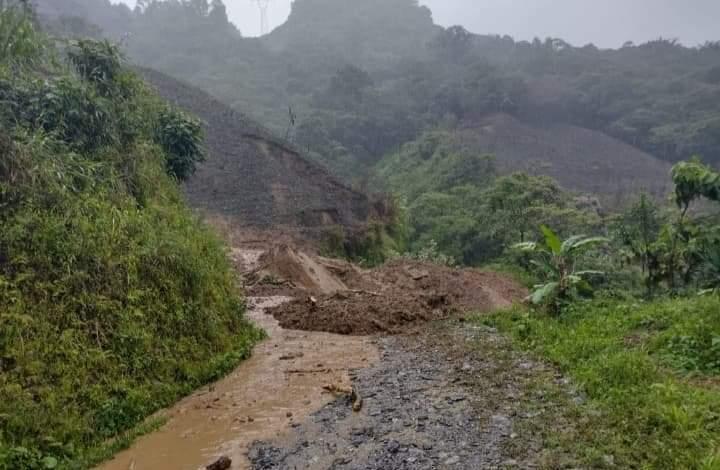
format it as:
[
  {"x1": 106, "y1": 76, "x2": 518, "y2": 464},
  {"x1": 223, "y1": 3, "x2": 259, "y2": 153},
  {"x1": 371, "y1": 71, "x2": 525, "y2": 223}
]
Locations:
[{"x1": 514, "y1": 225, "x2": 608, "y2": 313}]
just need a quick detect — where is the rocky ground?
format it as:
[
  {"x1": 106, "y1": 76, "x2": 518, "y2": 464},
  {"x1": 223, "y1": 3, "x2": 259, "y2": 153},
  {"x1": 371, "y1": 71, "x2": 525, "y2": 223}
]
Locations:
[{"x1": 249, "y1": 319, "x2": 583, "y2": 470}]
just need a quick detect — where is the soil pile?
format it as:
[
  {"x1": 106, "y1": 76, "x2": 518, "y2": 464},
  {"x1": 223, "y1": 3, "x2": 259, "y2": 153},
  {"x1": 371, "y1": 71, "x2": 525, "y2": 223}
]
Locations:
[
  {"x1": 263, "y1": 254, "x2": 527, "y2": 335},
  {"x1": 251, "y1": 245, "x2": 349, "y2": 294}
]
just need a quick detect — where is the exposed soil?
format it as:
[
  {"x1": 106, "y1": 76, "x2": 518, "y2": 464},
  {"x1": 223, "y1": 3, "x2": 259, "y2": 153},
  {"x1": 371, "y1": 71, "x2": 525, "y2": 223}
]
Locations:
[
  {"x1": 262, "y1": 254, "x2": 527, "y2": 335},
  {"x1": 139, "y1": 68, "x2": 376, "y2": 238},
  {"x1": 459, "y1": 113, "x2": 672, "y2": 205},
  {"x1": 99, "y1": 243, "x2": 532, "y2": 470}
]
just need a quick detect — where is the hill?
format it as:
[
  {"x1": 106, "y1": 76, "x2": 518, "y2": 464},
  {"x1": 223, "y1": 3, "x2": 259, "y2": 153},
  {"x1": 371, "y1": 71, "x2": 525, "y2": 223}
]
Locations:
[
  {"x1": 138, "y1": 68, "x2": 377, "y2": 238},
  {"x1": 33, "y1": 0, "x2": 720, "y2": 171},
  {"x1": 460, "y1": 113, "x2": 672, "y2": 202}
]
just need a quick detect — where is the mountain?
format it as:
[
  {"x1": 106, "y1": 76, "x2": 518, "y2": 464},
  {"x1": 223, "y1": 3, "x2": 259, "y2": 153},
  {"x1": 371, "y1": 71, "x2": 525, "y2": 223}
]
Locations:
[{"x1": 32, "y1": 0, "x2": 720, "y2": 193}]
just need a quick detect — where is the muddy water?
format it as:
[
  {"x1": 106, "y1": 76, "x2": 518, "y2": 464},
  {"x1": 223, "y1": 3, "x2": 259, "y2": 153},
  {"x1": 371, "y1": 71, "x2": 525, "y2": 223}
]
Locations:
[{"x1": 100, "y1": 290, "x2": 379, "y2": 469}]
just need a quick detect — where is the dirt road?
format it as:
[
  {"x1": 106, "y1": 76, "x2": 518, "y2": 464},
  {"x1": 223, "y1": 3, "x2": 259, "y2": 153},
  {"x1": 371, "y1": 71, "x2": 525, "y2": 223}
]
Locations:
[
  {"x1": 100, "y1": 244, "x2": 578, "y2": 469},
  {"x1": 248, "y1": 319, "x2": 582, "y2": 469}
]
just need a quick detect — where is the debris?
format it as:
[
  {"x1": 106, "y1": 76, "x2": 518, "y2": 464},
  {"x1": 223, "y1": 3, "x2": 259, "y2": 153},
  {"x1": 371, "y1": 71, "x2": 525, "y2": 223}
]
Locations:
[
  {"x1": 279, "y1": 352, "x2": 304, "y2": 360},
  {"x1": 206, "y1": 456, "x2": 231, "y2": 470},
  {"x1": 322, "y1": 384, "x2": 363, "y2": 412}
]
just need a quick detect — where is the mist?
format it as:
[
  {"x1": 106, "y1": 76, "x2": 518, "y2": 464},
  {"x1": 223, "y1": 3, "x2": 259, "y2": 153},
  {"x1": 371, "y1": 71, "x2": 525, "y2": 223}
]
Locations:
[{"x1": 114, "y1": 0, "x2": 720, "y2": 47}]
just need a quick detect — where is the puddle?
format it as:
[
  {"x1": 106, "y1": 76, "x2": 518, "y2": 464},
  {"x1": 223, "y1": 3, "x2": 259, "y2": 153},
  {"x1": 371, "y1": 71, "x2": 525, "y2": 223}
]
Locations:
[{"x1": 98, "y1": 295, "x2": 379, "y2": 470}]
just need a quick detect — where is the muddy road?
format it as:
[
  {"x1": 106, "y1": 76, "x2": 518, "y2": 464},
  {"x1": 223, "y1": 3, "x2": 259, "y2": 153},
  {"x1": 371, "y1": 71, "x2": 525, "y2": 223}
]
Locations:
[
  {"x1": 99, "y1": 296, "x2": 378, "y2": 470},
  {"x1": 99, "y1": 244, "x2": 577, "y2": 469}
]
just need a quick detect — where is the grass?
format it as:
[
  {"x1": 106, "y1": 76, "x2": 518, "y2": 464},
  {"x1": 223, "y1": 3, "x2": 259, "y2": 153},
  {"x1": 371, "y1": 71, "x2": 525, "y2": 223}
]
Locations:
[
  {"x1": 0, "y1": 22, "x2": 265, "y2": 468},
  {"x1": 481, "y1": 295, "x2": 720, "y2": 469}
]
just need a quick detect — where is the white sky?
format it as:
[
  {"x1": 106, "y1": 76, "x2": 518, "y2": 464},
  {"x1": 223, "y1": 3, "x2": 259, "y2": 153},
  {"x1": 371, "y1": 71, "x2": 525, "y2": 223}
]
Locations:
[{"x1": 112, "y1": 0, "x2": 720, "y2": 48}]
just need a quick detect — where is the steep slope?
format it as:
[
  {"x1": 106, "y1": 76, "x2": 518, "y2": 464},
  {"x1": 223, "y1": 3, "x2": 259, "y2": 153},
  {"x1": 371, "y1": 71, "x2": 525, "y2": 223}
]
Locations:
[
  {"x1": 139, "y1": 68, "x2": 374, "y2": 236},
  {"x1": 461, "y1": 113, "x2": 672, "y2": 201}
]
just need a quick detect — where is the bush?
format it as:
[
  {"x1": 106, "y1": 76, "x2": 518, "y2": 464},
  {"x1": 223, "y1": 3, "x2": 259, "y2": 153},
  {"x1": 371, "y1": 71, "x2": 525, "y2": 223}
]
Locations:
[
  {"x1": 155, "y1": 106, "x2": 205, "y2": 181},
  {"x1": 0, "y1": 21, "x2": 262, "y2": 468}
]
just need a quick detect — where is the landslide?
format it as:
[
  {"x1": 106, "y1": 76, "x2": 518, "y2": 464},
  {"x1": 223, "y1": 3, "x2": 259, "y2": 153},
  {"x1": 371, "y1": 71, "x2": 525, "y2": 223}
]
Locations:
[
  {"x1": 247, "y1": 246, "x2": 526, "y2": 335},
  {"x1": 138, "y1": 68, "x2": 376, "y2": 238}
]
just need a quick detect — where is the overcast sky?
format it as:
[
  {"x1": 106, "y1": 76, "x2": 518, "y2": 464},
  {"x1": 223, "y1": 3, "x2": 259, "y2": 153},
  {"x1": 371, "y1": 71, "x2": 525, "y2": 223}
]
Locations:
[{"x1": 114, "y1": 0, "x2": 720, "y2": 48}]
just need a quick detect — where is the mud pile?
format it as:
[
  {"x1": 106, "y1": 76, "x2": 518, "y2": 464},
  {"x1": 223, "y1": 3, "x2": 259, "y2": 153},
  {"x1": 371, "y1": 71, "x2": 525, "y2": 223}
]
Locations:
[
  {"x1": 251, "y1": 245, "x2": 348, "y2": 294},
  {"x1": 258, "y1": 249, "x2": 527, "y2": 335}
]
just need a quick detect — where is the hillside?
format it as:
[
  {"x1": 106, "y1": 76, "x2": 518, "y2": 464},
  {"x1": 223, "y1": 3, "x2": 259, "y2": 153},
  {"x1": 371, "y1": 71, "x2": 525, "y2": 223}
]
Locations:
[
  {"x1": 139, "y1": 69, "x2": 376, "y2": 238},
  {"x1": 34, "y1": 0, "x2": 720, "y2": 173},
  {"x1": 0, "y1": 13, "x2": 262, "y2": 468},
  {"x1": 460, "y1": 113, "x2": 672, "y2": 201}
]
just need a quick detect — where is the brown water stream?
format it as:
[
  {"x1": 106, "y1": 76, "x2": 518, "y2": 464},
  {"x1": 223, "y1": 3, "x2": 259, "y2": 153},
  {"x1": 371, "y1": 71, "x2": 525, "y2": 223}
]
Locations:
[{"x1": 99, "y1": 258, "x2": 379, "y2": 469}]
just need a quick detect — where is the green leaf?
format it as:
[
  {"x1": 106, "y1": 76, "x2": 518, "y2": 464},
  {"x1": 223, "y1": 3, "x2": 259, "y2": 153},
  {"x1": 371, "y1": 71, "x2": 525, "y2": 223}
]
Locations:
[
  {"x1": 575, "y1": 270, "x2": 605, "y2": 278},
  {"x1": 567, "y1": 237, "x2": 609, "y2": 253},
  {"x1": 512, "y1": 242, "x2": 537, "y2": 252},
  {"x1": 560, "y1": 235, "x2": 587, "y2": 252},
  {"x1": 42, "y1": 456, "x2": 58, "y2": 469},
  {"x1": 540, "y1": 225, "x2": 562, "y2": 255},
  {"x1": 530, "y1": 282, "x2": 559, "y2": 305}
]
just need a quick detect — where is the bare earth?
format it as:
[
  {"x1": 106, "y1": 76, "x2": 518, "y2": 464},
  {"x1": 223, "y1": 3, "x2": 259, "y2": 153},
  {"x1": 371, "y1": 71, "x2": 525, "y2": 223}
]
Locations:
[{"x1": 98, "y1": 240, "x2": 579, "y2": 470}]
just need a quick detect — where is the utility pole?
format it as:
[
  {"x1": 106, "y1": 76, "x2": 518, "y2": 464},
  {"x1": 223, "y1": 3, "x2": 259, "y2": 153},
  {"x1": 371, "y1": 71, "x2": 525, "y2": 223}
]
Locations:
[{"x1": 252, "y1": 0, "x2": 271, "y2": 35}]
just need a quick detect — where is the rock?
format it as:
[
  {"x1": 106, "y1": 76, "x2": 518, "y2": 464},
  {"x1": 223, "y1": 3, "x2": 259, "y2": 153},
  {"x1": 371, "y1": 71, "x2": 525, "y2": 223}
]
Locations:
[
  {"x1": 205, "y1": 456, "x2": 231, "y2": 470},
  {"x1": 445, "y1": 455, "x2": 460, "y2": 465}
]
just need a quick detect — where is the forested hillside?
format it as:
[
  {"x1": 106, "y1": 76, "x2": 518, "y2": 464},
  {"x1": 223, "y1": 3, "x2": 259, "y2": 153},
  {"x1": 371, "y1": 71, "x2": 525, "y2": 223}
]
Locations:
[
  {"x1": 35, "y1": 0, "x2": 720, "y2": 176},
  {"x1": 0, "y1": 5, "x2": 262, "y2": 467}
]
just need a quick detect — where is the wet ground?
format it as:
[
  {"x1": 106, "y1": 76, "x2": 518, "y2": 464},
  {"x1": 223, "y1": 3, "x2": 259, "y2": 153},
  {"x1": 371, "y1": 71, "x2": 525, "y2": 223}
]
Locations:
[
  {"x1": 249, "y1": 320, "x2": 582, "y2": 470},
  {"x1": 98, "y1": 246, "x2": 577, "y2": 470},
  {"x1": 99, "y1": 295, "x2": 379, "y2": 470}
]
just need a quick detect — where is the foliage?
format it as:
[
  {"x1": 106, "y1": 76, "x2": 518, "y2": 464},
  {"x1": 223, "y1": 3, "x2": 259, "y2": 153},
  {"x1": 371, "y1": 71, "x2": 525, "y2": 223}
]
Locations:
[
  {"x1": 613, "y1": 194, "x2": 664, "y2": 293},
  {"x1": 374, "y1": 129, "x2": 600, "y2": 266},
  {"x1": 155, "y1": 106, "x2": 205, "y2": 181},
  {"x1": 393, "y1": 239, "x2": 457, "y2": 267},
  {"x1": 610, "y1": 161, "x2": 720, "y2": 295},
  {"x1": 514, "y1": 226, "x2": 608, "y2": 312},
  {"x1": 66, "y1": 39, "x2": 125, "y2": 97},
  {"x1": 0, "y1": 15, "x2": 262, "y2": 469},
  {"x1": 37, "y1": 0, "x2": 720, "y2": 170},
  {"x1": 699, "y1": 237, "x2": 720, "y2": 296},
  {"x1": 485, "y1": 296, "x2": 720, "y2": 468},
  {"x1": 672, "y1": 159, "x2": 720, "y2": 210},
  {"x1": 0, "y1": 1, "x2": 45, "y2": 69}
]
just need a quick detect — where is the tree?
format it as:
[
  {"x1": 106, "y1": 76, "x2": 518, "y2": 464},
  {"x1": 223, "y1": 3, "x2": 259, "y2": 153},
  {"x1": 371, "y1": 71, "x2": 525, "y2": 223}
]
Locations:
[
  {"x1": 208, "y1": 0, "x2": 228, "y2": 26},
  {"x1": 667, "y1": 159, "x2": 720, "y2": 289},
  {"x1": 0, "y1": 2, "x2": 45, "y2": 68},
  {"x1": 431, "y1": 25, "x2": 473, "y2": 60},
  {"x1": 319, "y1": 65, "x2": 374, "y2": 108},
  {"x1": 515, "y1": 225, "x2": 608, "y2": 314},
  {"x1": 614, "y1": 194, "x2": 662, "y2": 294}
]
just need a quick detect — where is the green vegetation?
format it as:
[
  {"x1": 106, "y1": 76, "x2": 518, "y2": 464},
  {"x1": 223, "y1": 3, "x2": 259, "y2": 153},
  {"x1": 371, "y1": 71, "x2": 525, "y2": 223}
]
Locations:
[
  {"x1": 479, "y1": 159, "x2": 720, "y2": 468},
  {"x1": 514, "y1": 226, "x2": 607, "y2": 313},
  {"x1": 374, "y1": 130, "x2": 600, "y2": 265},
  {"x1": 15, "y1": 0, "x2": 720, "y2": 467},
  {"x1": 485, "y1": 297, "x2": 720, "y2": 468},
  {"x1": 0, "y1": 6, "x2": 262, "y2": 468}
]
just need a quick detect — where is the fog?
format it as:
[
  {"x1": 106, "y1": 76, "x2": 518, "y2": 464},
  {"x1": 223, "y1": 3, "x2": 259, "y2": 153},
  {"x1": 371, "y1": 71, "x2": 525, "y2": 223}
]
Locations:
[{"x1": 114, "y1": 0, "x2": 720, "y2": 48}]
